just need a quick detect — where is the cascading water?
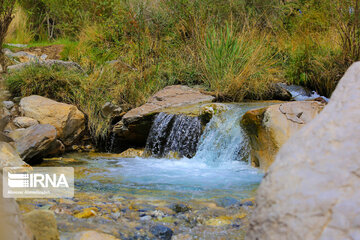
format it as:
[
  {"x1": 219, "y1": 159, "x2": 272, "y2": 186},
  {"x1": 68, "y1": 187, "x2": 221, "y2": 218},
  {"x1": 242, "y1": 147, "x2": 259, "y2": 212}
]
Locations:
[
  {"x1": 193, "y1": 105, "x2": 250, "y2": 166},
  {"x1": 45, "y1": 103, "x2": 274, "y2": 200},
  {"x1": 145, "y1": 112, "x2": 202, "y2": 158}
]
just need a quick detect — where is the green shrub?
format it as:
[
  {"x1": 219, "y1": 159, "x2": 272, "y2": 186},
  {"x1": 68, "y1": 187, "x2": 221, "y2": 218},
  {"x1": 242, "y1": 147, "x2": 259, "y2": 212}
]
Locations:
[{"x1": 5, "y1": 64, "x2": 84, "y2": 102}]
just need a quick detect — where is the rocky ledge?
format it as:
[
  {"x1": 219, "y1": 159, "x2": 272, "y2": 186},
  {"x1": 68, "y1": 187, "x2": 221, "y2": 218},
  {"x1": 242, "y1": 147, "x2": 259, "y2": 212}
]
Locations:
[
  {"x1": 241, "y1": 100, "x2": 325, "y2": 170},
  {"x1": 113, "y1": 85, "x2": 215, "y2": 145}
]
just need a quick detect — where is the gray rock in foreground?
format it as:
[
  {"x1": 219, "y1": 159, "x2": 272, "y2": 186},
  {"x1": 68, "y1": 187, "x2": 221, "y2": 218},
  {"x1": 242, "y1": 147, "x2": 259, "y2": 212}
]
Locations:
[
  {"x1": 247, "y1": 62, "x2": 360, "y2": 239},
  {"x1": 13, "y1": 124, "x2": 58, "y2": 163},
  {"x1": 0, "y1": 172, "x2": 31, "y2": 240}
]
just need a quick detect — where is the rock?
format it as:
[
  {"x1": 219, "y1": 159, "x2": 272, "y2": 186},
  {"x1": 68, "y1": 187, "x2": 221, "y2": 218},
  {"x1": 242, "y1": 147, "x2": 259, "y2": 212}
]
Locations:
[
  {"x1": 0, "y1": 172, "x2": 32, "y2": 240},
  {"x1": 22, "y1": 210, "x2": 60, "y2": 240},
  {"x1": 0, "y1": 132, "x2": 14, "y2": 142},
  {"x1": 215, "y1": 197, "x2": 239, "y2": 208},
  {"x1": 101, "y1": 102, "x2": 123, "y2": 117},
  {"x1": 7, "y1": 60, "x2": 83, "y2": 72},
  {"x1": 13, "y1": 116, "x2": 39, "y2": 128},
  {"x1": 150, "y1": 224, "x2": 173, "y2": 240},
  {"x1": 140, "y1": 215, "x2": 152, "y2": 221},
  {"x1": 0, "y1": 115, "x2": 11, "y2": 131},
  {"x1": 46, "y1": 140, "x2": 65, "y2": 156},
  {"x1": 5, "y1": 43, "x2": 28, "y2": 48},
  {"x1": 268, "y1": 83, "x2": 292, "y2": 101},
  {"x1": 313, "y1": 96, "x2": 328, "y2": 104},
  {"x1": 74, "y1": 230, "x2": 119, "y2": 240},
  {"x1": 118, "y1": 148, "x2": 144, "y2": 158},
  {"x1": 199, "y1": 103, "x2": 228, "y2": 124},
  {"x1": 4, "y1": 48, "x2": 38, "y2": 63},
  {"x1": 2, "y1": 100, "x2": 14, "y2": 109},
  {"x1": 169, "y1": 203, "x2": 191, "y2": 213},
  {"x1": 205, "y1": 216, "x2": 232, "y2": 226},
  {"x1": 0, "y1": 115, "x2": 14, "y2": 142},
  {"x1": 13, "y1": 124, "x2": 59, "y2": 163},
  {"x1": 241, "y1": 101, "x2": 324, "y2": 170},
  {"x1": 113, "y1": 85, "x2": 214, "y2": 145},
  {"x1": 247, "y1": 62, "x2": 360, "y2": 240},
  {"x1": 40, "y1": 54, "x2": 48, "y2": 60},
  {"x1": 20, "y1": 95, "x2": 85, "y2": 146},
  {"x1": 0, "y1": 142, "x2": 27, "y2": 168},
  {"x1": 74, "y1": 207, "x2": 98, "y2": 218},
  {"x1": 7, "y1": 128, "x2": 27, "y2": 141}
]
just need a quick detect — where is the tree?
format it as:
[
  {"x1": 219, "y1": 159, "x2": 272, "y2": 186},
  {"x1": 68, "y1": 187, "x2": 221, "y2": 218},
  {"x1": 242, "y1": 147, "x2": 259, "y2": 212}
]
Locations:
[{"x1": 0, "y1": 0, "x2": 15, "y2": 72}]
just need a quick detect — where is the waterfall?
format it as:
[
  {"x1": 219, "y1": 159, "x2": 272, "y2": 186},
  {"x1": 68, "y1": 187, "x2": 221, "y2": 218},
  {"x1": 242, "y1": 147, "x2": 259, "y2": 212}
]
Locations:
[
  {"x1": 145, "y1": 112, "x2": 202, "y2": 158},
  {"x1": 192, "y1": 105, "x2": 250, "y2": 165}
]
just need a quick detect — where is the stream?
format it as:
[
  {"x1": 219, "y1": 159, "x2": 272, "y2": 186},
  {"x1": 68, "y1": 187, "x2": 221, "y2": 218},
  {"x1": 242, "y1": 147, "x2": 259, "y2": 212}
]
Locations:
[{"x1": 17, "y1": 102, "x2": 274, "y2": 240}]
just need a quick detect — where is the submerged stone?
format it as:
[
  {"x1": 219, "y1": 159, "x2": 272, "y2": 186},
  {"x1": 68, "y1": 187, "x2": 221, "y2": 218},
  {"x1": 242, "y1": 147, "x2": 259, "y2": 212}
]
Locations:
[
  {"x1": 150, "y1": 224, "x2": 173, "y2": 240},
  {"x1": 215, "y1": 197, "x2": 240, "y2": 208},
  {"x1": 22, "y1": 210, "x2": 60, "y2": 240},
  {"x1": 169, "y1": 203, "x2": 191, "y2": 213}
]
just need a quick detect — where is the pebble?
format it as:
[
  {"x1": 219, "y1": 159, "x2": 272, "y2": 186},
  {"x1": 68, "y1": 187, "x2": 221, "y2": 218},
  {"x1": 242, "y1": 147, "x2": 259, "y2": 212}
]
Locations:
[{"x1": 140, "y1": 216, "x2": 152, "y2": 221}]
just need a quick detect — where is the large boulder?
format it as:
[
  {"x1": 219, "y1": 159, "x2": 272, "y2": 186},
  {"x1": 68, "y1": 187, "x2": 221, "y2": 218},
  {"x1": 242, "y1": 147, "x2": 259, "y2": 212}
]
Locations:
[
  {"x1": 241, "y1": 101, "x2": 324, "y2": 170},
  {"x1": 22, "y1": 210, "x2": 60, "y2": 240},
  {"x1": 0, "y1": 142, "x2": 28, "y2": 168},
  {"x1": 247, "y1": 62, "x2": 360, "y2": 239},
  {"x1": 12, "y1": 124, "x2": 63, "y2": 163},
  {"x1": 113, "y1": 85, "x2": 214, "y2": 145},
  {"x1": 20, "y1": 95, "x2": 85, "y2": 146},
  {"x1": 0, "y1": 172, "x2": 32, "y2": 240}
]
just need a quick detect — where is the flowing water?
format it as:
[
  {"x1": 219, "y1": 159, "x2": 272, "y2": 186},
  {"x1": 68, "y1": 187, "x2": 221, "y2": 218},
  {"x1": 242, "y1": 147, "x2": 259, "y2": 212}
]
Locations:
[
  {"x1": 64, "y1": 103, "x2": 266, "y2": 200},
  {"x1": 19, "y1": 102, "x2": 275, "y2": 239}
]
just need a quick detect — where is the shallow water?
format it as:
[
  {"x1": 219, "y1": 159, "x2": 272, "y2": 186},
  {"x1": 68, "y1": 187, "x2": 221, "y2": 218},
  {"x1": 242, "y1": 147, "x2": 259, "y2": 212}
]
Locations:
[
  {"x1": 20, "y1": 102, "x2": 276, "y2": 239},
  {"x1": 53, "y1": 103, "x2": 271, "y2": 201}
]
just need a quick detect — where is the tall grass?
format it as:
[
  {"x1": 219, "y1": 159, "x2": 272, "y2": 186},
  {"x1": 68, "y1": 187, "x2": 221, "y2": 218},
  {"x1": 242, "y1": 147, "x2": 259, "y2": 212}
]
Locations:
[
  {"x1": 200, "y1": 24, "x2": 280, "y2": 101},
  {"x1": 5, "y1": 5, "x2": 33, "y2": 43}
]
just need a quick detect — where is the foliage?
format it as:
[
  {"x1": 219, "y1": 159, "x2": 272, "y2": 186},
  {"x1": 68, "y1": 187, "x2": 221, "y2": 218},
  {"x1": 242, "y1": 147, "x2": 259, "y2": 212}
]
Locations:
[
  {"x1": 0, "y1": 0, "x2": 15, "y2": 70},
  {"x1": 200, "y1": 24, "x2": 279, "y2": 100},
  {"x1": 5, "y1": 64, "x2": 84, "y2": 102},
  {"x1": 5, "y1": 0, "x2": 360, "y2": 138},
  {"x1": 5, "y1": 4, "x2": 33, "y2": 43}
]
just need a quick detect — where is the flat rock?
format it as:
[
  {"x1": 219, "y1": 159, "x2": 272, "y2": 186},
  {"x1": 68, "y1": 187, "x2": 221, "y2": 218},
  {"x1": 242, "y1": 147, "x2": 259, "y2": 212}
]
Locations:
[
  {"x1": 113, "y1": 85, "x2": 214, "y2": 145},
  {"x1": 247, "y1": 62, "x2": 360, "y2": 239},
  {"x1": 122, "y1": 85, "x2": 214, "y2": 123},
  {"x1": 20, "y1": 95, "x2": 85, "y2": 146},
  {"x1": 241, "y1": 101, "x2": 324, "y2": 170}
]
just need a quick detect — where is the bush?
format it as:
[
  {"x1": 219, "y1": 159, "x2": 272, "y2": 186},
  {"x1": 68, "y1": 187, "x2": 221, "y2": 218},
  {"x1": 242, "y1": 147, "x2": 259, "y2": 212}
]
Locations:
[{"x1": 5, "y1": 64, "x2": 84, "y2": 102}]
